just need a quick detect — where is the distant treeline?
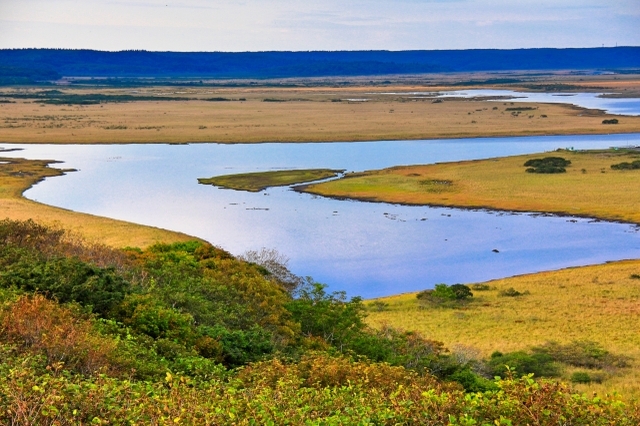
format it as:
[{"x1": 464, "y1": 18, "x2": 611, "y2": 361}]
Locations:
[{"x1": 0, "y1": 47, "x2": 639, "y2": 83}]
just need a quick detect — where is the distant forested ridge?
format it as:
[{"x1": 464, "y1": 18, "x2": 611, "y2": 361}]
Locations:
[{"x1": 0, "y1": 47, "x2": 639, "y2": 82}]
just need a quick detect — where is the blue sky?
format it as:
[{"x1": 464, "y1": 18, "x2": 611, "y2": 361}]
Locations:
[{"x1": 0, "y1": 0, "x2": 638, "y2": 51}]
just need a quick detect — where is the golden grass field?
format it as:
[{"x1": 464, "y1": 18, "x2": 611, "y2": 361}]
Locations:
[
  {"x1": 304, "y1": 149, "x2": 640, "y2": 224},
  {"x1": 0, "y1": 156, "x2": 197, "y2": 248},
  {"x1": 1, "y1": 77, "x2": 640, "y2": 144},
  {"x1": 366, "y1": 260, "x2": 640, "y2": 398}
]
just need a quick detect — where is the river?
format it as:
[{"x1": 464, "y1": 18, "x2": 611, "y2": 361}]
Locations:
[{"x1": 2, "y1": 132, "x2": 640, "y2": 298}]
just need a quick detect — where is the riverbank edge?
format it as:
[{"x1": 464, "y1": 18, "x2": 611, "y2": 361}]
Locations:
[
  {"x1": 295, "y1": 183, "x2": 640, "y2": 229},
  {"x1": 3, "y1": 147, "x2": 640, "y2": 297},
  {"x1": 0, "y1": 156, "x2": 202, "y2": 248}
]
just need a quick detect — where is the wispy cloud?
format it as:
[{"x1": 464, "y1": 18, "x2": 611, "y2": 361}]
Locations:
[{"x1": 0, "y1": 0, "x2": 638, "y2": 51}]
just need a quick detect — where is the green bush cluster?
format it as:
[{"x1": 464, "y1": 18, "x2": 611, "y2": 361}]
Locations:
[
  {"x1": 524, "y1": 156, "x2": 572, "y2": 174},
  {"x1": 602, "y1": 118, "x2": 619, "y2": 124},
  {"x1": 1, "y1": 219, "x2": 639, "y2": 423},
  {"x1": 611, "y1": 160, "x2": 640, "y2": 170},
  {"x1": 489, "y1": 351, "x2": 559, "y2": 378},
  {"x1": 1, "y1": 347, "x2": 638, "y2": 425},
  {"x1": 487, "y1": 341, "x2": 630, "y2": 384},
  {"x1": 532, "y1": 340, "x2": 631, "y2": 370},
  {"x1": 417, "y1": 283, "x2": 473, "y2": 307}
]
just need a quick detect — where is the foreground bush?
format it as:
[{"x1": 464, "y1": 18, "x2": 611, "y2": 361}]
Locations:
[
  {"x1": 1, "y1": 219, "x2": 639, "y2": 423},
  {"x1": 1, "y1": 350, "x2": 638, "y2": 425}
]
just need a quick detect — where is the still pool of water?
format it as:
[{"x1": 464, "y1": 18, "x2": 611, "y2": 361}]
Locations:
[
  {"x1": 380, "y1": 89, "x2": 640, "y2": 116},
  {"x1": 2, "y1": 133, "x2": 640, "y2": 298}
]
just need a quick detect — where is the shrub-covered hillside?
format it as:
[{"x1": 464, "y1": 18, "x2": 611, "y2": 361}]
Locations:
[{"x1": 0, "y1": 219, "x2": 638, "y2": 424}]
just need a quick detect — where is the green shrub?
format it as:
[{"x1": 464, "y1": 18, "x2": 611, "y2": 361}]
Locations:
[
  {"x1": 201, "y1": 325, "x2": 274, "y2": 367},
  {"x1": 571, "y1": 371, "x2": 592, "y2": 383},
  {"x1": 498, "y1": 287, "x2": 529, "y2": 297},
  {"x1": 114, "y1": 294, "x2": 196, "y2": 342},
  {"x1": 489, "y1": 350, "x2": 560, "y2": 378},
  {"x1": 611, "y1": 160, "x2": 640, "y2": 170},
  {"x1": 448, "y1": 367, "x2": 497, "y2": 392},
  {"x1": 524, "y1": 156, "x2": 571, "y2": 174},
  {"x1": 602, "y1": 118, "x2": 619, "y2": 124},
  {"x1": 417, "y1": 283, "x2": 473, "y2": 307},
  {"x1": 532, "y1": 340, "x2": 630, "y2": 370},
  {"x1": 0, "y1": 256, "x2": 131, "y2": 316}
]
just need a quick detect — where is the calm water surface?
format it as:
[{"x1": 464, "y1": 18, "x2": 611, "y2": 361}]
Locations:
[
  {"x1": 3, "y1": 133, "x2": 640, "y2": 298},
  {"x1": 381, "y1": 89, "x2": 640, "y2": 116}
]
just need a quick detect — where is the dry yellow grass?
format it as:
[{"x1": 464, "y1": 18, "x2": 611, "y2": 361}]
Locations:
[
  {"x1": 305, "y1": 149, "x2": 640, "y2": 224},
  {"x1": 0, "y1": 156, "x2": 198, "y2": 248},
  {"x1": 1, "y1": 87, "x2": 639, "y2": 144},
  {"x1": 367, "y1": 260, "x2": 640, "y2": 397}
]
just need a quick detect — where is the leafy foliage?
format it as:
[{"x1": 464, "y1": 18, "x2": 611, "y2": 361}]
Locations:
[
  {"x1": 1, "y1": 219, "x2": 640, "y2": 422},
  {"x1": 489, "y1": 351, "x2": 560, "y2": 378}
]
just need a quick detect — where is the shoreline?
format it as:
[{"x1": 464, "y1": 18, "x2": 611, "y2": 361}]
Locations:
[
  {"x1": 0, "y1": 156, "x2": 201, "y2": 248},
  {"x1": 1, "y1": 125, "x2": 638, "y2": 145},
  {"x1": 295, "y1": 183, "x2": 640, "y2": 227}
]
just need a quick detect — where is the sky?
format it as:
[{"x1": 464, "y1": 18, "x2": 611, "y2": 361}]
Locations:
[{"x1": 0, "y1": 0, "x2": 638, "y2": 52}]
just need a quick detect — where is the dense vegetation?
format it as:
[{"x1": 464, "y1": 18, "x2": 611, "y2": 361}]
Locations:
[
  {"x1": 524, "y1": 156, "x2": 572, "y2": 173},
  {"x1": 1, "y1": 219, "x2": 639, "y2": 423},
  {"x1": 611, "y1": 159, "x2": 640, "y2": 170}
]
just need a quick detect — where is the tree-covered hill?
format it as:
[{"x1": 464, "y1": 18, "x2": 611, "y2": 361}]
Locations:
[{"x1": 0, "y1": 47, "x2": 638, "y2": 82}]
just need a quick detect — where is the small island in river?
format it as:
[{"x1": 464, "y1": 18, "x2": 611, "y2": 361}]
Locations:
[{"x1": 198, "y1": 168, "x2": 344, "y2": 192}]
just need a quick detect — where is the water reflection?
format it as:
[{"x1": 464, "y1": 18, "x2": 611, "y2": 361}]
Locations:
[
  {"x1": 379, "y1": 89, "x2": 640, "y2": 116},
  {"x1": 2, "y1": 133, "x2": 640, "y2": 298}
]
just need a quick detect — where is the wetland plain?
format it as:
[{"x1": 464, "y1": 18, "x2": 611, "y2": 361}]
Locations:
[{"x1": 2, "y1": 73, "x2": 640, "y2": 396}]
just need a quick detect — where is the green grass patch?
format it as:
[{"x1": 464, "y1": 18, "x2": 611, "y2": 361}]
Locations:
[{"x1": 198, "y1": 169, "x2": 344, "y2": 192}]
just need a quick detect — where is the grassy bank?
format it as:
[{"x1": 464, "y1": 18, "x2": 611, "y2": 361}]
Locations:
[
  {"x1": 0, "y1": 155, "x2": 197, "y2": 248},
  {"x1": 304, "y1": 148, "x2": 640, "y2": 224},
  {"x1": 366, "y1": 260, "x2": 640, "y2": 398},
  {"x1": 198, "y1": 169, "x2": 344, "y2": 192}
]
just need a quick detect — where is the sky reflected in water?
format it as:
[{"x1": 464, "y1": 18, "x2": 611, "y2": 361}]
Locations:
[{"x1": 2, "y1": 133, "x2": 640, "y2": 298}]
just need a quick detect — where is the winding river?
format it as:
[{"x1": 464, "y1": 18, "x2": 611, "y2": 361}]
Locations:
[{"x1": 3, "y1": 131, "x2": 640, "y2": 299}]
